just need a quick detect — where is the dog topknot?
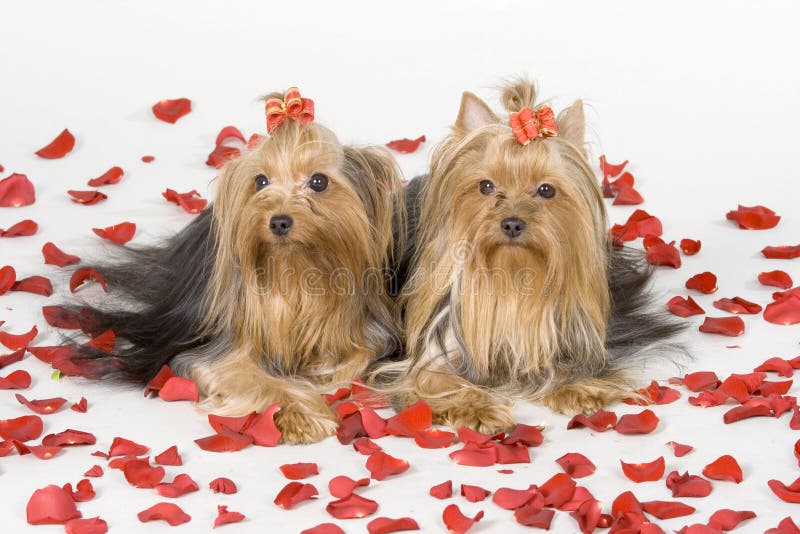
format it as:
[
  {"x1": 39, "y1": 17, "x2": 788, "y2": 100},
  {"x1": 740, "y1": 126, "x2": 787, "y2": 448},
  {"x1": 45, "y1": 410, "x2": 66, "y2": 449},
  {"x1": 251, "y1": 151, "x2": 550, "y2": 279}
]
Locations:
[{"x1": 500, "y1": 78, "x2": 538, "y2": 114}]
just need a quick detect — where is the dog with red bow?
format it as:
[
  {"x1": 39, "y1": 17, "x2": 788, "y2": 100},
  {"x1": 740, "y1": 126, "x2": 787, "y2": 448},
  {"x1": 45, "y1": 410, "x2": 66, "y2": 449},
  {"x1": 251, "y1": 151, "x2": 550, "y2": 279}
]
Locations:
[
  {"x1": 68, "y1": 88, "x2": 405, "y2": 443},
  {"x1": 371, "y1": 79, "x2": 682, "y2": 432}
]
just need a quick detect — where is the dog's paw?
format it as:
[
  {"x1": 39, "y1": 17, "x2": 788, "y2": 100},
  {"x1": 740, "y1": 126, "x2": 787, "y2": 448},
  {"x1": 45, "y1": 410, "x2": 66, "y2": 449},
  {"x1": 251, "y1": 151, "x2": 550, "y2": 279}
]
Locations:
[
  {"x1": 539, "y1": 383, "x2": 621, "y2": 416},
  {"x1": 274, "y1": 403, "x2": 339, "y2": 445},
  {"x1": 435, "y1": 399, "x2": 516, "y2": 435}
]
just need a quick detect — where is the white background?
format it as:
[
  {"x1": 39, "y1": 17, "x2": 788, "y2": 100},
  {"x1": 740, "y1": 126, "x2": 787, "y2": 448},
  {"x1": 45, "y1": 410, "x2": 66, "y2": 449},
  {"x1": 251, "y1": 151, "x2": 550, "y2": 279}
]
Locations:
[{"x1": 1, "y1": 1, "x2": 800, "y2": 532}]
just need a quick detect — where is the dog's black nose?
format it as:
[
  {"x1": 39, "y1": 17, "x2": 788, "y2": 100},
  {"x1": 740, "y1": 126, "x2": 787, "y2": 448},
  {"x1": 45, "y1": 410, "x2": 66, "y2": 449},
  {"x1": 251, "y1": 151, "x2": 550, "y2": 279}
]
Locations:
[
  {"x1": 501, "y1": 217, "x2": 526, "y2": 238},
  {"x1": 269, "y1": 215, "x2": 294, "y2": 236}
]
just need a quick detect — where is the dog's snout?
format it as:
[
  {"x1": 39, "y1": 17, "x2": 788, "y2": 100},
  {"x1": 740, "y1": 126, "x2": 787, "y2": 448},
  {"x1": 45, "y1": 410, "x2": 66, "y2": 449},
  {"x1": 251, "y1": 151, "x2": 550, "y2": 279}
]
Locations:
[
  {"x1": 501, "y1": 217, "x2": 526, "y2": 238},
  {"x1": 269, "y1": 215, "x2": 294, "y2": 236}
]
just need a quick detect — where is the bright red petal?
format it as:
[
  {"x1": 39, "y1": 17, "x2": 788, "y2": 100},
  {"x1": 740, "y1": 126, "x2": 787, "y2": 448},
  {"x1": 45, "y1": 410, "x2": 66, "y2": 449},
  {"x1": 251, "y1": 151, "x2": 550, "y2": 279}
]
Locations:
[
  {"x1": 154, "y1": 445, "x2": 182, "y2": 466},
  {"x1": 0, "y1": 369, "x2": 32, "y2": 389},
  {"x1": 764, "y1": 294, "x2": 800, "y2": 325},
  {"x1": 144, "y1": 365, "x2": 176, "y2": 397},
  {"x1": 567, "y1": 409, "x2": 617, "y2": 431},
  {"x1": 123, "y1": 458, "x2": 165, "y2": 488},
  {"x1": 137, "y1": 502, "x2": 191, "y2": 525},
  {"x1": 514, "y1": 504, "x2": 553, "y2": 528},
  {"x1": 666, "y1": 441, "x2": 693, "y2": 457},
  {"x1": 42, "y1": 242, "x2": 80, "y2": 267},
  {"x1": 448, "y1": 442, "x2": 497, "y2": 467},
  {"x1": 726, "y1": 204, "x2": 780, "y2": 229},
  {"x1": 87, "y1": 166, "x2": 124, "y2": 187},
  {"x1": 754, "y1": 357, "x2": 794, "y2": 377},
  {"x1": 163, "y1": 188, "x2": 208, "y2": 214},
  {"x1": 326, "y1": 494, "x2": 378, "y2": 519},
  {"x1": 366, "y1": 451, "x2": 410, "y2": 480},
  {"x1": 492, "y1": 486, "x2": 540, "y2": 510},
  {"x1": 329, "y1": 475, "x2": 370, "y2": 499},
  {"x1": 759, "y1": 270, "x2": 793, "y2": 289},
  {"x1": 540, "y1": 473, "x2": 576, "y2": 507},
  {"x1": 83, "y1": 465, "x2": 103, "y2": 477},
  {"x1": 665, "y1": 470, "x2": 713, "y2": 498},
  {"x1": 702, "y1": 455, "x2": 743, "y2": 483},
  {"x1": 65, "y1": 517, "x2": 108, "y2": 534},
  {"x1": 41, "y1": 429, "x2": 96, "y2": 447},
  {"x1": 209, "y1": 477, "x2": 237, "y2": 494},
  {"x1": 641, "y1": 500, "x2": 696, "y2": 519},
  {"x1": 158, "y1": 376, "x2": 199, "y2": 402},
  {"x1": 708, "y1": 509, "x2": 756, "y2": 530},
  {"x1": 768, "y1": 477, "x2": 800, "y2": 503},
  {"x1": 0, "y1": 414, "x2": 42, "y2": 442},
  {"x1": 206, "y1": 145, "x2": 241, "y2": 168},
  {"x1": 613, "y1": 183, "x2": 644, "y2": 205},
  {"x1": 713, "y1": 296, "x2": 762, "y2": 314},
  {"x1": 68, "y1": 190, "x2": 107, "y2": 205},
  {"x1": 556, "y1": 452, "x2": 596, "y2": 478},
  {"x1": 386, "y1": 399, "x2": 432, "y2": 436},
  {"x1": 154, "y1": 473, "x2": 199, "y2": 497},
  {"x1": 16, "y1": 393, "x2": 67, "y2": 415},
  {"x1": 502, "y1": 424, "x2": 544, "y2": 447},
  {"x1": 616, "y1": 409, "x2": 659, "y2": 434},
  {"x1": 242, "y1": 403, "x2": 282, "y2": 446},
  {"x1": 0, "y1": 265, "x2": 15, "y2": 294},
  {"x1": 26, "y1": 485, "x2": 82, "y2": 524},
  {"x1": 699, "y1": 316, "x2": 745, "y2": 336},
  {"x1": 280, "y1": 462, "x2": 319, "y2": 480},
  {"x1": 680, "y1": 238, "x2": 701, "y2": 255},
  {"x1": 194, "y1": 429, "x2": 253, "y2": 452},
  {"x1": 11, "y1": 275, "x2": 53, "y2": 296},
  {"x1": 645, "y1": 238, "x2": 682, "y2": 268},
  {"x1": 152, "y1": 98, "x2": 192, "y2": 124},
  {"x1": 441, "y1": 504, "x2": 483, "y2": 534},
  {"x1": 429, "y1": 480, "x2": 453, "y2": 500},
  {"x1": 108, "y1": 436, "x2": 148, "y2": 456},
  {"x1": 301, "y1": 524, "x2": 345, "y2": 534},
  {"x1": 367, "y1": 516, "x2": 420, "y2": 534},
  {"x1": 686, "y1": 271, "x2": 718, "y2": 293},
  {"x1": 763, "y1": 245, "x2": 800, "y2": 259},
  {"x1": 1, "y1": 219, "x2": 38, "y2": 237},
  {"x1": 0, "y1": 173, "x2": 35, "y2": 207},
  {"x1": 215, "y1": 126, "x2": 246, "y2": 147},
  {"x1": 386, "y1": 135, "x2": 426, "y2": 154},
  {"x1": 35, "y1": 129, "x2": 75, "y2": 159},
  {"x1": 213, "y1": 505, "x2": 245, "y2": 528},
  {"x1": 142, "y1": 155, "x2": 155, "y2": 163},
  {"x1": 92, "y1": 222, "x2": 136, "y2": 244},
  {"x1": 0, "y1": 325, "x2": 38, "y2": 350},
  {"x1": 353, "y1": 437, "x2": 382, "y2": 455},
  {"x1": 599, "y1": 155, "x2": 628, "y2": 178},
  {"x1": 461, "y1": 484, "x2": 491, "y2": 502},
  {"x1": 620, "y1": 456, "x2": 665, "y2": 482},
  {"x1": 724, "y1": 398, "x2": 773, "y2": 423},
  {"x1": 274, "y1": 482, "x2": 318, "y2": 509},
  {"x1": 413, "y1": 428, "x2": 455, "y2": 448}
]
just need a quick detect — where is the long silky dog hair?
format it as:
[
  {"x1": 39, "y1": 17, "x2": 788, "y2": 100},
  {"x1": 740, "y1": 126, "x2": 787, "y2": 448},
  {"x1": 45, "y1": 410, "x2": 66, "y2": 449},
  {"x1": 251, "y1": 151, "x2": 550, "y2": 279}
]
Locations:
[
  {"x1": 370, "y1": 79, "x2": 683, "y2": 433},
  {"x1": 66, "y1": 89, "x2": 405, "y2": 443}
]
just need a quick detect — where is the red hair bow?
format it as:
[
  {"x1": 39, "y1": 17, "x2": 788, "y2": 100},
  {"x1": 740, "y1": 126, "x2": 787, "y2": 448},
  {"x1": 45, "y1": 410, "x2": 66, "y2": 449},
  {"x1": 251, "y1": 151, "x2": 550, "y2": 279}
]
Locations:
[
  {"x1": 265, "y1": 87, "x2": 315, "y2": 134},
  {"x1": 509, "y1": 106, "x2": 558, "y2": 145}
]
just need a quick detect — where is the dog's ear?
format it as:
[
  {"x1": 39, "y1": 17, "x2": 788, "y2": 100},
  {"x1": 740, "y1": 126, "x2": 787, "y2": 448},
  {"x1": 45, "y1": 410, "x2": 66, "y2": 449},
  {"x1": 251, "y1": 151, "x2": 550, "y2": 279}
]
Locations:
[
  {"x1": 557, "y1": 100, "x2": 586, "y2": 156},
  {"x1": 454, "y1": 91, "x2": 498, "y2": 136}
]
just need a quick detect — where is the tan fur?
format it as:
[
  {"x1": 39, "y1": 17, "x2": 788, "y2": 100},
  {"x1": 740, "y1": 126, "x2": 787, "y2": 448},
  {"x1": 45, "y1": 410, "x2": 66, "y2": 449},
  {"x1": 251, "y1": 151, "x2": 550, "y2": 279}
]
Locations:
[{"x1": 192, "y1": 113, "x2": 403, "y2": 444}]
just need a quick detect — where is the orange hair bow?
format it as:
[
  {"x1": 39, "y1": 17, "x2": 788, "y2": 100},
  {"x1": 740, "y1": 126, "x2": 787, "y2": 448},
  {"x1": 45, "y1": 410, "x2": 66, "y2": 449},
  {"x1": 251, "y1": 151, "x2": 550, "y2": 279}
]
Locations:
[
  {"x1": 509, "y1": 106, "x2": 558, "y2": 145},
  {"x1": 265, "y1": 87, "x2": 315, "y2": 134}
]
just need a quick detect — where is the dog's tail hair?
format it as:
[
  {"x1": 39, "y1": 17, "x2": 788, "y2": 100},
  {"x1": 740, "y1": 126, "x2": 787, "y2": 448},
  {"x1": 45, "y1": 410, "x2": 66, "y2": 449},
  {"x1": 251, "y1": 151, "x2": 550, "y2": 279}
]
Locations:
[{"x1": 65, "y1": 208, "x2": 217, "y2": 384}]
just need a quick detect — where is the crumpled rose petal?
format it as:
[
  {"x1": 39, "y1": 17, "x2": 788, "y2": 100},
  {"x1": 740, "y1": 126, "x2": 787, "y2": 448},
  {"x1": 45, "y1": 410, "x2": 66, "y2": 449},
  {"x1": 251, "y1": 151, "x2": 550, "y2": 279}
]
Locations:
[
  {"x1": 0, "y1": 347, "x2": 26, "y2": 369},
  {"x1": 429, "y1": 480, "x2": 453, "y2": 500},
  {"x1": 152, "y1": 98, "x2": 192, "y2": 124},
  {"x1": 386, "y1": 400, "x2": 432, "y2": 436},
  {"x1": 88, "y1": 166, "x2": 124, "y2": 187},
  {"x1": 514, "y1": 505, "x2": 554, "y2": 528},
  {"x1": 641, "y1": 500, "x2": 696, "y2": 519},
  {"x1": 108, "y1": 436, "x2": 148, "y2": 457},
  {"x1": 11, "y1": 275, "x2": 53, "y2": 296},
  {"x1": 615, "y1": 409, "x2": 659, "y2": 434},
  {"x1": 366, "y1": 451, "x2": 409, "y2": 480},
  {"x1": 680, "y1": 238, "x2": 701, "y2": 255},
  {"x1": 699, "y1": 316, "x2": 745, "y2": 336},
  {"x1": 540, "y1": 472, "x2": 576, "y2": 507},
  {"x1": 666, "y1": 470, "x2": 713, "y2": 498},
  {"x1": 154, "y1": 473, "x2": 200, "y2": 497},
  {"x1": 367, "y1": 516, "x2": 420, "y2": 534},
  {"x1": 84, "y1": 465, "x2": 103, "y2": 477},
  {"x1": 502, "y1": 424, "x2": 544, "y2": 447},
  {"x1": 644, "y1": 237, "x2": 682, "y2": 268},
  {"x1": 301, "y1": 524, "x2": 345, "y2": 534},
  {"x1": 599, "y1": 155, "x2": 628, "y2": 178},
  {"x1": 68, "y1": 190, "x2": 107, "y2": 205},
  {"x1": 726, "y1": 204, "x2": 780, "y2": 229},
  {"x1": 0, "y1": 173, "x2": 35, "y2": 207},
  {"x1": 42, "y1": 242, "x2": 80, "y2": 267},
  {"x1": 448, "y1": 442, "x2": 497, "y2": 466},
  {"x1": 413, "y1": 428, "x2": 455, "y2": 448},
  {"x1": 65, "y1": 517, "x2": 108, "y2": 534},
  {"x1": 195, "y1": 428, "x2": 253, "y2": 452},
  {"x1": 274, "y1": 482, "x2": 318, "y2": 509},
  {"x1": 764, "y1": 294, "x2": 800, "y2": 325},
  {"x1": 354, "y1": 437, "x2": 382, "y2": 455},
  {"x1": 209, "y1": 477, "x2": 237, "y2": 494},
  {"x1": 461, "y1": 484, "x2": 491, "y2": 502},
  {"x1": 206, "y1": 145, "x2": 241, "y2": 168},
  {"x1": 456, "y1": 426, "x2": 503, "y2": 445},
  {"x1": 42, "y1": 429, "x2": 96, "y2": 447},
  {"x1": 754, "y1": 357, "x2": 794, "y2": 377},
  {"x1": 26, "y1": 485, "x2": 82, "y2": 524},
  {"x1": 763, "y1": 245, "x2": 800, "y2": 259},
  {"x1": 386, "y1": 135, "x2": 426, "y2": 154},
  {"x1": 154, "y1": 445, "x2": 182, "y2": 465},
  {"x1": 556, "y1": 452, "x2": 596, "y2": 478},
  {"x1": 158, "y1": 376, "x2": 199, "y2": 402},
  {"x1": 621, "y1": 456, "x2": 665, "y2": 482},
  {"x1": 163, "y1": 188, "x2": 208, "y2": 214},
  {"x1": 441, "y1": 504, "x2": 483, "y2": 534},
  {"x1": 64, "y1": 479, "x2": 95, "y2": 502},
  {"x1": 707, "y1": 509, "x2": 756, "y2": 530},
  {"x1": 0, "y1": 325, "x2": 38, "y2": 350},
  {"x1": 0, "y1": 414, "x2": 43, "y2": 441},
  {"x1": 567, "y1": 409, "x2": 617, "y2": 432},
  {"x1": 215, "y1": 126, "x2": 246, "y2": 147},
  {"x1": 570, "y1": 498, "x2": 602, "y2": 533},
  {"x1": 137, "y1": 502, "x2": 191, "y2": 525},
  {"x1": 0, "y1": 219, "x2": 38, "y2": 237},
  {"x1": 0, "y1": 369, "x2": 32, "y2": 389},
  {"x1": 69, "y1": 268, "x2": 108, "y2": 294},
  {"x1": 492, "y1": 486, "x2": 540, "y2": 510},
  {"x1": 703, "y1": 455, "x2": 743, "y2": 483},
  {"x1": 123, "y1": 458, "x2": 165, "y2": 488},
  {"x1": 724, "y1": 398, "x2": 773, "y2": 423},
  {"x1": 686, "y1": 271, "x2": 718, "y2": 293},
  {"x1": 326, "y1": 494, "x2": 378, "y2": 519},
  {"x1": 767, "y1": 477, "x2": 800, "y2": 503},
  {"x1": 667, "y1": 441, "x2": 693, "y2": 457},
  {"x1": 213, "y1": 505, "x2": 245, "y2": 528},
  {"x1": 35, "y1": 129, "x2": 75, "y2": 159},
  {"x1": 765, "y1": 516, "x2": 800, "y2": 534},
  {"x1": 16, "y1": 393, "x2": 67, "y2": 414},
  {"x1": 626, "y1": 380, "x2": 681, "y2": 405},
  {"x1": 242, "y1": 404, "x2": 282, "y2": 446},
  {"x1": 0, "y1": 265, "x2": 15, "y2": 294},
  {"x1": 144, "y1": 365, "x2": 176, "y2": 397},
  {"x1": 613, "y1": 182, "x2": 644, "y2": 205},
  {"x1": 759, "y1": 270, "x2": 793, "y2": 290},
  {"x1": 713, "y1": 296, "x2": 762, "y2": 314},
  {"x1": 280, "y1": 462, "x2": 319, "y2": 480},
  {"x1": 329, "y1": 475, "x2": 370, "y2": 499},
  {"x1": 92, "y1": 222, "x2": 136, "y2": 244}
]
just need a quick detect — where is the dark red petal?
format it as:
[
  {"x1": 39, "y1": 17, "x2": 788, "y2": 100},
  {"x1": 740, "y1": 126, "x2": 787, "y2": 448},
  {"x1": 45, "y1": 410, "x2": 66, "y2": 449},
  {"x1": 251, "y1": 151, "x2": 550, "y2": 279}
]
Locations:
[
  {"x1": 768, "y1": 478, "x2": 800, "y2": 503},
  {"x1": 386, "y1": 399, "x2": 432, "y2": 436},
  {"x1": 137, "y1": 502, "x2": 191, "y2": 525},
  {"x1": 461, "y1": 484, "x2": 491, "y2": 502},
  {"x1": 514, "y1": 504, "x2": 553, "y2": 528},
  {"x1": 92, "y1": 222, "x2": 136, "y2": 244},
  {"x1": 429, "y1": 480, "x2": 453, "y2": 500},
  {"x1": 726, "y1": 204, "x2": 780, "y2": 229},
  {"x1": 665, "y1": 470, "x2": 713, "y2": 498},
  {"x1": 556, "y1": 452, "x2": 596, "y2": 478},
  {"x1": 707, "y1": 509, "x2": 756, "y2": 530},
  {"x1": 448, "y1": 442, "x2": 497, "y2": 466},
  {"x1": 301, "y1": 524, "x2": 345, "y2": 534},
  {"x1": 326, "y1": 494, "x2": 378, "y2": 519},
  {"x1": 215, "y1": 126, "x2": 246, "y2": 146},
  {"x1": 1, "y1": 219, "x2": 38, "y2": 237},
  {"x1": 724, "y1": 398, "x2": 773, "y2": 423},
  {"x1": 764, "y1": 294, "x2": 800, "y2": 325},
  {"x1": 213, "y1": 505, "x2": 245, "y2": 528},
  {"x1": 16, "y1": 393, "x2": 67, "y2": 414},
  {"x1": 759, "y1": 270, "x2": 793, "y2": 289},
  {"x1": 0, "y1": 265, "x2": 15, "y2": 294},
  {"x1": 641, "y1": 500, "x2": 696, "y2": 519},
  {"x1": 442, "y1": 504, "x2": 483, "y2": 534},
  {"x1": 84, "y1": 465, "x2": 103, "y2": 477},
  {"x1": 367, "y1": 516, "x2": 420, "y2": 534},
  {"x1": 680, "y1": 238, "x2": 701, "y2": 255},
  {"x1": 353, "y1": 437, "x2": 382, "y2": 455},
  {"x1": 763, "y1": 245, "x2": 800, "y2": 259},
  {"x1": 620, "y1": 456, "x2": 665, "y2": 482},
  {"x1": 85, "y1": 329, "x2": 115, "y2": 353},
  {"x1": 0, "y1": 325, "x2": 38, "y2": 350},
  {"x1": 702, "y1": 455, "x2": 743, "y2": 483},
  {"x1": 152, "y1": 98, "x2": 192, "y2": 124},
  {"x1": 209, "y1": 477, "x2": 237, "y2": 494},
  {"x1": 158, "y1": 376, "x2": 199, "y2": 402},
  {"x1": 195, "y1": 428, "x2": 253, "y2": 452},
  {"x1": 11, "y1": 275, "x2": 53, "y2": 296},
  {"x1": 42, "y1": 242, "x2": 80, "y2": 267},
  {"x1": 35, "y1": 129, "x2": 76, "y2": 159},
  {"x1": 567, "y1": 409, "x2": 617, "y2": 431},
  {"x1": 42, "y1": 306, "x2": 81, "y2": 329},
  {"x1": 280, "y1": 462, "x2": 319, "y2": 480},
  {"x1": 413, "y1": 428, "x2": 455, "y2": 448},
  {"x1": 386, "y1": 135, "x2": 426, "y2": 154},
  {"x1": 666, "y1": 441, "x2": 693, "y2": 457},
  {"x1": 699, "y1": 316, "x2": 745, "y2": 336},
  {"x1": 154, "y1": 473, "x2": 199, "y2": 497},
  {"x1": 154, "y1": 445, "x2": 182, "y2": 466},
  {"x1": 366, "y1": 451, "x2": 410, "y2": 480},
  {"x1": 87, "y1": 166, "x2": 124, "y2": 187},
  {"x1": 26, "y1": 485, "x2": 82, "y2": 524},
  {"x1": 123, "y1": 458, "x2": 165, "y2": 488},
  {"x1": 686, "y1": 271, "x2": 718, "y2": 294},
  {"x1": 206, "y1": 145, "x2": 241, "y2": 168},
  {"x1": 616, "y1": 409, "x2": 659, "y2": 434},
  {"x1": 242, "y1": 403, "x2": 281, "y2": 446},
  {"x1": 0, "y1": 414, "x2": 42, "y2": 441},
  {"x1": 68, "y1": 190, "x2": 107, "y2": 205},
  {"x1": 0, "y1": 369, "x2": 32, "y2": 389},
  {"x1": 108, "y1": 436, "x2": 148, "y2": 456},
  {"x1": 65, "y1": 517, "x2": 108, "y2": 534},
  {"x1": 713, "y1": 296, "x2": 762, "y2": 314},
  {"x1": 540, "y1": 472, "x2": 576, "y2": 507}
]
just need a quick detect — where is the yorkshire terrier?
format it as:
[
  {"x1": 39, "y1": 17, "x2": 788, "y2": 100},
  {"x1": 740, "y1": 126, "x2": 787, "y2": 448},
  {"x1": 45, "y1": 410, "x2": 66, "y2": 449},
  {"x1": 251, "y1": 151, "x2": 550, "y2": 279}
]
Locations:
[
  {"x1": 68, "y1": 88, "x2": 404, "y2": 443},
  {"x1": 372, "y1": 79, "x2": 682, "y2": 433}
]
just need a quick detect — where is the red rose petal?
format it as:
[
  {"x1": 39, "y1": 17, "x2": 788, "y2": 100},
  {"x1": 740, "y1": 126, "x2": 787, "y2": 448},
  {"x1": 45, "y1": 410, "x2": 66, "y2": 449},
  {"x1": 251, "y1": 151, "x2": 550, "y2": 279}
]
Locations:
[
  {"x1": 763, "y1": 245, "x2": 800, "y2": 259},
  {"x1": 11, "y1": 275, "x2": 53, "y2": 296},
  {"x1": 215, "y1": 126, "x2": 246, "y2": 147},
  {"x1": 16, "y1": 393, "x2": 67, "y2": 414},
  {"x1": 755, "y1": 357, "x2": 794, "y2": 377},
  {"x1": 502, "y1": 423, "x2": 544, "y2": 447},
  {"x1": 724, "y1": 398, "x2": 773, "y2": 423},
  {"x1": 213, "y1": 505, "x2": 245, "y2": 528},
  {"x1": 154, "y1": 445, "x2": 182, "y2": 466},
  {"x1": 92, "y1": 222, "x2": 136, "y2": 244},
  {"x1": 768, "y1": 477, "x2": 800, "y2": 503},
  {"x1": 209, "y1": 477, "x2": 237, "y2": 494},
  {"x1": 667, "y1": 295, "x2": 705, "y2": 317},
  {"x1": 1, "y1": 219, "x2": 38, "y2": 237},
  {"x1": 152, "y1": 98, "x2": 192, "y2": 124},
  {"x1": 726, "y1": 204, "x2": 780, "y2": 229},
  {"x1": 0, "y1": 414, "x2": 42, "y2": 441},
  {"x1": 84, "y1": 465, "x2": 103, "y2": 477},
  {"x1": 494, "y1": 442, "x2": 531, "y2": 464},
  {"x1": 154, "y1": 473, "x2": 200, "y2": 497},
  {"x1": 42, "y1": 242, "x2": 80, "y2": 267},
  {"x1": 367, "y1": 516, "x2": 420, "y2": 534},
  {"x1": 456, "y1": 426, "x2": 503, "y2": 445},
  {"x1": 616, "y1": 409, "x2": 659, "y2": 434},
  {"x1": 667, "y1": 441, "x2": 693, "y2": 457},
  {"x1": 0, "y1": 325, "x2": 38, "y2": 350},
  {"x1": 65, "y1": 517, "x2": 108, "y2": 534},
  {"x1": 206, "y1": 145, "x2": 241, "y2": 168},
  {"x1": 626, "y1": 380, "x2": 681, "y2": 405},
  {"x1": 108, "y1": 436, "x2": 148, "y2": 456},
  {"x1": 612, "y1": 182, "x2": 644, "y2": 205},
  {"x1": 42, "y1": 305, "x2": 81, "y2": 329},
  {"x1": 42, "y1": 429, "x2": 96, "y2": 447},
  {"x1": 666, "y1": 470, "x2": 713, "y2": 498},
  {"x1": 791, "y1": 407, "x2": 800, "y2": 430},
  {"x1": 65, "y1": 479, "x2": 96, "y2": 502},
  {"x1": 758, "y1": 380, "x2": 793, "y2": 396},
  {"x1": 274, "y1": 482, "x2": 318, "y2": 509},
  {"x1": 123, "y1": 458, "x2": 165, "y2": 488},
  {"x1": 163, "y1": 188, "x2": 208, "y2": 214},
  {"x1": 0, "y1": 265, "x2": 15, "y2": 294},
  {"x1": 703, "y1": 455, "x2": 743, "y2": 483},
  {"x1": 644, "y1": 237, "x2": 682, "y2": 268},
  {"x1": 195, "y1": 428, "x2": 253, "y2": 452},
  {"x1": 765, "y1": 517, "x2": 800, "y2": 534},
  {"x1": 85, "y1": 329, "x2": 115, "y2": 353},
  {"x1": 699, "y1": 316, "x2": 745, "y2": 336},
  {"x1": 759, "y1": 270, "x2": 793, "y2": 290},
  {"x1": 764, "y1": 294, "x2": 800, "y2": 325},
  {"x1": 599, "y1": 155, "x2": 629, "y2": 178},
  {"x1": 567, "y1": 409, "x2": 617, "y2": 432},
  {"x1": 540, "y1": 472, "x2": 576, "y2": 507},
  {"x1": 329, "y1": 475, "x2": 370, "y2": 499},
  {"x1": 0, "y1": 369, "x2": 31, "y2": 389},
  {"x1": 137, "y1": 502, "x2": 191, "y2": 525},
  {"x1": 0, "y1": 173, "x2": 35, "y2": 207},
  {"x1": 158, "y1": 376, "x2": 199, "y2": 402},
  {"x1": 641, "y1": 500, "x2": 696, "y2": 519},
  {"x1": 142, "y1": 155, "x2": 155, "y2": 163},
  {"x1": 26, "y1": 485, "x2": 82, "y2": 524},
  {"x1": 713, "y1": 296, "x2": 762, "y2": 314},
  {"x1": 68, "y1": 190, "x2": 107, "y2": 205},
  {"x1": 461, "y1": 484, "x2": 490, "y2": 502},
  {"x1": 35, "y1": 129, "x2": 75, "y2": 159},
  {"x1": 413, "y1": 428, "x2": 455, "y2": 448},
  {"x1": 708, "y1": 509, "x2": 756, "y2": 530},
  {"x1": 620, "y1": 456, "x2": 665, "y2": 482},
  {"x1": 429, "y1": 480, "x2": 453, "y2": 500},
  {"x1": 386, "y1": 399, "x2": 432, "y2": 436},
  {"x1": 556, "y1": 452, "x2": 596, "y2": 478},
  {"x1": 442, "y1": 504, "x2": 483, "y2": 534},
  {"x1": 87, "y1": 166, "x2": 124, "y2": 187},
  {"x1": 354, "y1": 437, "x2": 382, "y2": 455},
  {"x1": 326, "y1": 494, "x2": 378, "y2": 519},
  {"x1": 301, "y1": 524, "x2": 345, "y2": 534},
  {"x1": 386, "y1": 135, "x2": 426, "y2": 154},
  {"x1": 70, "y1": 267, "x2": 108, "y2": 294},
  {"x1": 280, "y1": 462, "x2": 319, "y2": 480},
  {"x1": 514, "y1": 504, "x2": 554, "y2": 528},
  {"x1": 366, "y1": 451, "x2": 410, "y2": 480},
  {"x1": 0, "y1": 347, "x2": 26, "y2": 369},
  {"x1": 242, "y1": 404, "x2": 282, "y2": 446},
  {"x1": 686, "y1": 271, "x2": 718, "y2": 294},
  {"x1": 144, "y1": 365, "x2": 176, "y2": 397},
  {"x1": 680, "y1": 238, "x2": 701, "y2": 255},
  {"x1": 492, "y1": 486, "x2": 540, "y2": 510},
  {"x1": 448, "y1": 442, "x2": 497, "y2": 467}
]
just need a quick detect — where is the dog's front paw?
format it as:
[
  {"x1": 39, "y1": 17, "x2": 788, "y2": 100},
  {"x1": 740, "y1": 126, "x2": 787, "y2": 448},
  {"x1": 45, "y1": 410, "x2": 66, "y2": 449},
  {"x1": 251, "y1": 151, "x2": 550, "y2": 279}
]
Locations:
[
  {"x1": 539, "y1": 383, "x2": 620, "y2": 416},
  {"x1": 434, "y1": 398, "x2": 516, "y2": 435},
  {"x1": 274, "y1": 403, "x2": 339, "y2": 445}
]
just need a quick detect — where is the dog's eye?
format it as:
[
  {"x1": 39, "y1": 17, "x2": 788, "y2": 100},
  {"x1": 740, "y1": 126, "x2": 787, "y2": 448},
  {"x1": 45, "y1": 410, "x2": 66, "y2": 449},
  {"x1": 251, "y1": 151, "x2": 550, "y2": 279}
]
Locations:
[
  {"x1": 254, "y1": 174, "x2": 270, "y2": 191},
  {"x1": 479, "y1": 180, "x2": 495, "y2": 196},
  {"x1": 308, "y1": 173, "x2": 329, "y2": 193},
  {"x1": 536, "y1": 183, "x2": 556, "y2": 199}
]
